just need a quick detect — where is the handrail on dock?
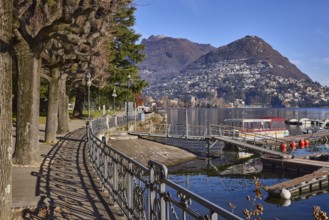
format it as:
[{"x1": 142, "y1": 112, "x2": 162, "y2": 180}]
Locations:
[{"x1": 132, "y1": 122, "x2": 292, "y2": 157}]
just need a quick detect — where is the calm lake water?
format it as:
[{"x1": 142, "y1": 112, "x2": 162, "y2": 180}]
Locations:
[{"x1": 161, "y1": 107, "x2": 329, "y2": 219}]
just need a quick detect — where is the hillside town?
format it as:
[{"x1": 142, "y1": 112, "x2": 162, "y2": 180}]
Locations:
[{"x1": 142, "y1": 59, "x2": 329, "y2": 108}]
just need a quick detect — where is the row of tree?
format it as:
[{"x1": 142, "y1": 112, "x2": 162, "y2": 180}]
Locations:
[{"x1": 0, "y1": 1, "x2": 146, "y2": 218}]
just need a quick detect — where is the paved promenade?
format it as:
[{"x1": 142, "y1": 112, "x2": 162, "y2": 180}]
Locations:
[{"x1": 13, "y1": 120, "x2": 126, "y2": 219}]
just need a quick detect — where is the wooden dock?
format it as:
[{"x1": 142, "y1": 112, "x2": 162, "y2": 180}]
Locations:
[
  {"x1": 263, "y1": 156, "x2": 329, "y2": 199},
  {"x1": 267, "y1": 167, "x2": 329, "y2": 199}
]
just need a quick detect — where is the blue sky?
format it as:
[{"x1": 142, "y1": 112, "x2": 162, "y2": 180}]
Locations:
[{"x1": 134, "y1": 0, "x2": 329, "y2": 86}]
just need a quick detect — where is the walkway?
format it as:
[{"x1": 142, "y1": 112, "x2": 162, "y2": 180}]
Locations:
[{"x1": 13, "y1": 122, "x2": 126, "y2": 219}]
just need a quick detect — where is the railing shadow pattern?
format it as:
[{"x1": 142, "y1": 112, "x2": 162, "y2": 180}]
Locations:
[{"x1": 87, "y1": 117, "x2": 243, "y2": 220}]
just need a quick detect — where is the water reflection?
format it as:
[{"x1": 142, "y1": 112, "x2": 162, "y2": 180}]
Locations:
[{"x1": 162, "y1": 108, "x2": 329, "y2": 218}]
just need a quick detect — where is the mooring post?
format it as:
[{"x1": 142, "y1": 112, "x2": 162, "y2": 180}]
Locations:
[
  {"x1": 186, "y1": 109, "x2": 188, "y2": 137},
  {"x1": 207, "y1": 139, "x2": 210, "y2": 158}
]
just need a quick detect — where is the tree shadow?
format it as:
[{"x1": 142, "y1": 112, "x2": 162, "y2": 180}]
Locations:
[{"x1": 19, "y1": 128, "x2": 123, "y2": 219}]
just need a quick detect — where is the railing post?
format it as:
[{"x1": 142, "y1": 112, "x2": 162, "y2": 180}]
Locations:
[
  {"x1": 101, "y1": 136, "x2": 107, "y2": 181},
  {"x1": 114, "y1": 115, "x2": 118, "y2": 127},
  {"x1": 128, "y1": 162, "x2": 133, "y2": 219},
  {"x1": 106, "y1": 115, "x2": 110, "y2": 130},
  {"x1": 113, "y1": 153, "x2": 118, "y2": 192},
  {"x1": 148, "y1": 164, "x2": 155, "y2": 220},
  {"x1": 86, "y1": 122, "x2": 90, "y2": 141},
  {"x1": 104, "y1": 148, "x2": 108, "y2": 187},
  {"x1": 148, "y1": 161, "x2": 167, "y2": 220},
  {"x1": 102, "y1": 136, "x2": 106, "y2": 148}
]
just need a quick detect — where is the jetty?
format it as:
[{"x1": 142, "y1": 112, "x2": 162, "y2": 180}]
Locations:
[{"x1": 267, "y1": 167, "x2": 329, "y2": 199}]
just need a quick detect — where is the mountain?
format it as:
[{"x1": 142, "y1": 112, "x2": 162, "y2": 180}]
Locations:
[
  {"x1": 139, "y1": 35, "x2": 328, "y2": 107},
  {"x1": 182, "y1": 35, "x2": 310, "y2": 81},
  {"x1": 138, "y1": 35, "x2": 215, "y2": 84}
]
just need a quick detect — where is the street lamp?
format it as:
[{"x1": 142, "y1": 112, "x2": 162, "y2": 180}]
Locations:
[
  {"x1": 126, "y1": 75, "x2": 131, "y2": 130},
  {"x1": 87, "y1": 73, "x2": 92, "y2": 120},
  {"x1": 112, "y1": 88, "x2": 117, "y2": 111}
]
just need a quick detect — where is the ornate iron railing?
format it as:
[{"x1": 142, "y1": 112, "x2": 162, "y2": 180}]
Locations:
[
  {"x1": 90, "y1": 113, "x2": 145, "y2": 134},
  {"x1": 86, "y1": 121, "x2": 243, "y2": 220}
]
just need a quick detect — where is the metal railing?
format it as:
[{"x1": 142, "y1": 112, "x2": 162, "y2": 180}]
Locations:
[
  {"x1": 133, "y1": 122, "x2": 286, "y2": 147},
  {"x1": 90, "y1": 113, "x2": 145, "y2": 134},
  {"x1": 86, "y1": 119, "x2": 243, "y2": 220},
  {"x1": 209, "y1": 124, "x2": 287, "y2": 146},
  {"x1": 132, "y1": 123, "x2": 208, "y2": 138}
]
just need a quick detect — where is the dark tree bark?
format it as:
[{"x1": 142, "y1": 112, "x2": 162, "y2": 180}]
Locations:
[
  {"x1": 58, "y1": 76, "x2": 70, "y2": 134},
  {"x1": 13, "y1": 38, "x2": 41, "y2": 165},
  {"x1": 73, "y1": 87, "x2": 85, "y2": 118},
  {"x1": 0, "y1": 0, "x2": 13, "y2": 218},
  {"x1": 45, "y1": 67, "x2": 60, "y2": 143}
]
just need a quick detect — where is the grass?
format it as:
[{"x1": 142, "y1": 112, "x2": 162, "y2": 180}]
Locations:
[
  {"x1": 12, "y1": 109, "x2": 124, "y2": 125},
  {"x1": 12, "y1": 114, "x2": 47, "y2": 124},
  {"x1": 79, "y1": 109, "x2": 124, "y2": 119}
]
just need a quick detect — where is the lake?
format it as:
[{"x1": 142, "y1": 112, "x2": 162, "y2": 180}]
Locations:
[{"x1": 160, "y1": 107, "x2": 329, "y2": 219}]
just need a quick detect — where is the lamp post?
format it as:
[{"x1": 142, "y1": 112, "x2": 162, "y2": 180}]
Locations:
[
  {"x1": 126, "y1": 75, "x2": 131, "y2": 130},
  {"x1": 112, "y1": 88, "x2": 117, "y2": 111},
  {"x1": 87, "y1": 73, "x2": 92, "y2": 120}
]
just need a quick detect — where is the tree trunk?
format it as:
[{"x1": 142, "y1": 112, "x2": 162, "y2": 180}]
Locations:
[
  {"x1": 0, "y1": 0, "x2": 13, "y2": 218},
  {"x1": 45, "y1": 67, "x2": 60, "y2": 143},
  {"x1": 13, "y1": 39, "x2": 40, "y2": 165},
  {"x1": 73, "y1": 87, "x2": 85, "y2": 118},
  {"x1": 57, "y1": 75, "x2": 70, "y2": 134}
]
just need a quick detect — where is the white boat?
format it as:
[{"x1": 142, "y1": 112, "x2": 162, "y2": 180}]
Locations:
[
  {"x1": 303, "y1": 118, "x2": 329, "y2": 134},
  {"x1": 223, "y1": 117, "x2": 289, "y2": 139},
  {"x1": 285, "y1": 118, "x2": 299, "y2": 125},
  {"x1": 298, "y1": 118, "x2": 312, "y2": 126},
  {"x1": 286, "y1": 118, "x2": 312, "y2": 126}
]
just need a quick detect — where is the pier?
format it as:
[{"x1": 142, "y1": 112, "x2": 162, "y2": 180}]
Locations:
[{"x1": 267, "y1": 167, "x2": 329, "y2": 199}]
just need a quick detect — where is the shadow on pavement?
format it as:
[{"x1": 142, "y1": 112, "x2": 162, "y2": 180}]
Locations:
[{"x1": 21, "y1": 128, "x2": 125, "y2": 219}]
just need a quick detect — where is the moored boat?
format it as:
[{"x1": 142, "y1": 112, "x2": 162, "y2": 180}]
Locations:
[
  {"x1": 285, "y1": 118, "x2": 299, "y2": 125},
  {"x1": 224, "y1": 117, "x2": 289, "y2": 139},
  {"x1": 298, "y1": 118, "x2": 312, "y2": 126}
]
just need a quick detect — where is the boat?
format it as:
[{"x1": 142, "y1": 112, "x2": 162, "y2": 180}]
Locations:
[
  {"x1": 298, "y1": 118, "x2": 312, "y2": 126},
  {"x1": 136, "y1": 105, "x2": 153, "y2": 114},
  {"x1": 285, "y1": 118, "x2": 312, "y2": 126},
  {"x1": 302, "y1": 118, "x2": 329, "y2": 134},
  {"x1": 285, "y1": 118, "x2": 299, "y2": 125},
  {"x1": 223, "y1": 117, "x2": 289, "y2": 139}
]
